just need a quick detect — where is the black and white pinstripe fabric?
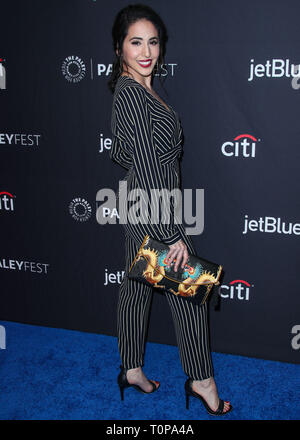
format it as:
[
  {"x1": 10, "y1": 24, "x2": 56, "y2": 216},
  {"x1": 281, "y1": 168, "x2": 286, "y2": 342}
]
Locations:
[{"x1": 110, "y1": 75, "x2": 214, "y2": 380}]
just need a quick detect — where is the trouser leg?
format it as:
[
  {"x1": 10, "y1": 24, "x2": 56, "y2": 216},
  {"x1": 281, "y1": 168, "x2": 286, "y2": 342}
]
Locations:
[
  {"x1": 164, "y1": 293, "x2": 214, "y2": 380},
  {"x1": 163, "y1": 226, "x2": 214, "y2": 381},
  {"x1": 117, "y1": 233, "x2": 153, "y2": 370}
]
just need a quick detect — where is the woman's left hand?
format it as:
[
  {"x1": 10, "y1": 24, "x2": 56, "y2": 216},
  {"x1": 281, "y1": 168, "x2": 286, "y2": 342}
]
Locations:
[{"x1": 165, "y1": 239, "x2": 189, "y2": 272}]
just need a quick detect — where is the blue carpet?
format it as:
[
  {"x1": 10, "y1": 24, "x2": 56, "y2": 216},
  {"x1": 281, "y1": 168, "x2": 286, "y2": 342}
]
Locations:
[{"x1": 0, "y1": 320, "x2": 298, "y2": 420}]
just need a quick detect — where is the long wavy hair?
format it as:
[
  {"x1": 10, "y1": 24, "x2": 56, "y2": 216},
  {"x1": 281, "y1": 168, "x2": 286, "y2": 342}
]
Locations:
[{"x1": 108, "y1": 3, "x2": 168, "y2": 93}]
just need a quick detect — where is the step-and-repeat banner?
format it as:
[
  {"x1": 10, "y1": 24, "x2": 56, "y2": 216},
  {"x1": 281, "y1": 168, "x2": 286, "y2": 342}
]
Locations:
[{"x1": 1, "y1": 0, "x2": 299, "y2": 363}]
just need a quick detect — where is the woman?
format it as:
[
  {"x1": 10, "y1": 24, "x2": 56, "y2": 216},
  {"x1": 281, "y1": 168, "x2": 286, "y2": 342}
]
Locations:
[{"x1": 108, "y1": 4, "x2": 232, "y2": 416}]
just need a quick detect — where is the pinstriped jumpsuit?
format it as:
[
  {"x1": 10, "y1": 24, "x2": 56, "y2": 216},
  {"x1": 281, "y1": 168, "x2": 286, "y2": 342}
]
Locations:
[{"x1": 110, "y1": 75, "x2": 214, "y2": 380}]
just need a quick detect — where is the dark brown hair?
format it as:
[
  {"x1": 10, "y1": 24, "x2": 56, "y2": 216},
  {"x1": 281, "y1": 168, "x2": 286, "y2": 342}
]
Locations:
[{"x1": 108, "y1": 3, "x2": 168, "y2": 93}]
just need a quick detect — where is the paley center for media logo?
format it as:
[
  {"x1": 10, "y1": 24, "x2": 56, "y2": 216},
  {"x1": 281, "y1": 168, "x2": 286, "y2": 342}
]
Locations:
[
  {"x1": 61, "y1": 55, "x2": 178, "y2": 83},
  {"x1": 61, "y1": 56, "x2": 86, "y2": 83},
  {"x1": 0, "y1": 57, "x2": 6, "y2": 89},
  {"x1": 69, "y1": 197, "x2": 92, "y2": 222}
]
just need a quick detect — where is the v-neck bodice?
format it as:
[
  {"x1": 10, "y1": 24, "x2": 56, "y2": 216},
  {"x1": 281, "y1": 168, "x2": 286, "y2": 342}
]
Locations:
[{"x1": 119, "y1": 75, "x2": 174, "y2": 114}]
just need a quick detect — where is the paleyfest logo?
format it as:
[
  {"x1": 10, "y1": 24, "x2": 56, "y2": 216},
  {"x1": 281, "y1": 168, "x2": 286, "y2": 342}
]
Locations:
[{"x1": 61, "y1": 55, "x2": 178, "y2": 82}]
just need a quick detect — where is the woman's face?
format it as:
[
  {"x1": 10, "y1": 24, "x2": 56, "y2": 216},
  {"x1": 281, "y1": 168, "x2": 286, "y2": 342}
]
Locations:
[{"x1": 120, "y1": 19, "x2": 160, "y2": 81}]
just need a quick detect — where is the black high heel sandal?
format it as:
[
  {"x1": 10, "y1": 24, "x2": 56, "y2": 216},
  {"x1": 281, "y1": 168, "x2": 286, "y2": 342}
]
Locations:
[
  {"x1": 185, "y1": 378, "x2": 232, "y2": 416},
  {"x1": 117, "y1": 365, "x2": 160, "y2": 401}
]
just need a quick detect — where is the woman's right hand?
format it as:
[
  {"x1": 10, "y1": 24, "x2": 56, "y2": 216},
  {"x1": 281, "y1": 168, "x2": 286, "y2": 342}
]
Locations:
[{"x1": 165, "y1": 239, "x2": 189, "y2": 273}]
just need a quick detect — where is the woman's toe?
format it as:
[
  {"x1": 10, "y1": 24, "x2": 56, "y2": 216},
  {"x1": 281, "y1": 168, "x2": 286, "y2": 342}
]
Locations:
[
  {"x1": 223, "y1": 401, "x2": 231, "y2": 413},
  {"x1": 150, "y1": 380, "x2": 160, "y2": 389}
]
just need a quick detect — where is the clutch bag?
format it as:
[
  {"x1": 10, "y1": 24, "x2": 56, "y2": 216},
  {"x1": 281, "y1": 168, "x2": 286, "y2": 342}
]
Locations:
[{"x1": 127, "y1": 234, "x2": 223, "y2": 305}]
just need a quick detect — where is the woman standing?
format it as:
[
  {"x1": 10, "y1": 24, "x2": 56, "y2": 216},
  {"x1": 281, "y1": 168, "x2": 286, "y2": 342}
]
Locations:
[{"x1": 108, "y1": 4, "x2": 232, "y2": 416}]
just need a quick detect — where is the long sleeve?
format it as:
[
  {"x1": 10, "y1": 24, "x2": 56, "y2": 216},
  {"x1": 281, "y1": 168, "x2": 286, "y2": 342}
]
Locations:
[{"x1": 114, "y1": 85, "x2": 181, "y2": 245}]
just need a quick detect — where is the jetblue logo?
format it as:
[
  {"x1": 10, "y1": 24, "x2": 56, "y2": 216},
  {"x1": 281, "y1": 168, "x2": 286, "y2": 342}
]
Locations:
[
  {"x1": 248, "y1": 58, "x2": 300, "y2": 81},
  {"x1": 242, "y1": 215, "x2": 300, "y2": 236},
  {"x1": 99, "y1": 133, "x2": 112, "y2": 153}
]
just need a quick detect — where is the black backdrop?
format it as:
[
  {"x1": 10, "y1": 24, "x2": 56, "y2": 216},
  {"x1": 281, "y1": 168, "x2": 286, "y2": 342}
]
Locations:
[{"x1": 1, "y1": 0, "x2": 299, "y2": 363}]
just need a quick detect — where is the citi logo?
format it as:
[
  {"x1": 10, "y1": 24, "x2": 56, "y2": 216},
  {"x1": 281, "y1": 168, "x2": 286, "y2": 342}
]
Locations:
[
  {"x1": 219, "y1": 279, "x2": 254, "y2": 301},
  {"x1": 0, "y1": 57, "x2": 6, "y2": 90},
  {"x1": 221, "y1": 134, "x2": 260, "y2": 158},
  {"x1": 0, "y1": 191, "x2": 15, "y2": 211}
]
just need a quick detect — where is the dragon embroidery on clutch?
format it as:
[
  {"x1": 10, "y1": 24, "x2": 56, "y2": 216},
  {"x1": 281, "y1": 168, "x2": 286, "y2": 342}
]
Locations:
[{"x1": 136, "y1": 246, "x2": 217, "y2": 298}]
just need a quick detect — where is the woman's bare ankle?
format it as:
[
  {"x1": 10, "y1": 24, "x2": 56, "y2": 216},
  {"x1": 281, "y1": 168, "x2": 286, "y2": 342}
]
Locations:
[
  {"x1": 194, "y1": 376, "x2": 213, "y2": 385},
  {"x1": 192, "y1": 377, "x2": 215, "y2": 391},
  {"x1": 126, "y1": 367, "x2": 155, "y2": 392},
  {"x1": 126, "y1": 366, "x2": 144, "y2": 382},
  {"x1": 127, "y1": 366, "x2": 142, "y2": 374}
]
